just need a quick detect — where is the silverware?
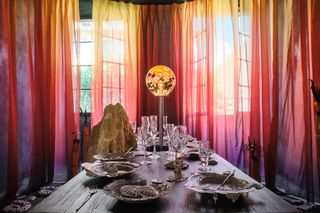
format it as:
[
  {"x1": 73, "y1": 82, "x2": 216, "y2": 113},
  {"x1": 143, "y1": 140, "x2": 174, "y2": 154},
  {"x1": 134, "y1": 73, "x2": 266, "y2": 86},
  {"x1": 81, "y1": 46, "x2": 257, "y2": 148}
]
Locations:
[
  {"x1": 124, "y1": 147, "x2": 134, "y2": 157},
  {"x1": 216, "y1": 170, "x2": 235, "y2": 190},
  {"x1": 76, "y1": 185, "x2": 98, "y2": 212}
]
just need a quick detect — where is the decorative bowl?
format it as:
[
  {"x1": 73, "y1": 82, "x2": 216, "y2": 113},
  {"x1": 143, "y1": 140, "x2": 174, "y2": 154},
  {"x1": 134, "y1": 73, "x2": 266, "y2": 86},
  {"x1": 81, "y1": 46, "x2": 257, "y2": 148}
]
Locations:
[{"x1": 104, "y1": 179, "x2": 169, "y2": 203}]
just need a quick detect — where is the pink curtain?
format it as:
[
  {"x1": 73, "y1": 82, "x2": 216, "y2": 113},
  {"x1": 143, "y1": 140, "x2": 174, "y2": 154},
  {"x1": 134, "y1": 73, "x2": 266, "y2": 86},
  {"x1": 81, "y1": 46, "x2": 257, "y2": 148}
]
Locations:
[
  {"x1": 251, "y1": 0, "x2": 319, "y2": 200},
  {"x1": 0, "y1": 0, "x2": 79, "y2": 201},
  {"x1": 0, "y1": 0, "x2": 18, "y2": 199}
]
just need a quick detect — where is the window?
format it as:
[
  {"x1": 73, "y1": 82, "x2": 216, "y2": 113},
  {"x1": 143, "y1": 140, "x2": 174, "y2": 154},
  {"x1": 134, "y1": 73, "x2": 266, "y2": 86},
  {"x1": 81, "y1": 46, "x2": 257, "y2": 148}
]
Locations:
[
  {"x1": 76, "y1": 20, "x2": 93, "y2": 113},
  {"x1": 238, "y1": 15, "x2": 251, "y2": 112},
  {"x1": 74, "y1": 20, "x2": 126, "y2": 113},
  {"x1": 102, "y1": 21, "x2": 125, "y2": 107},
  {"x1": 193, "y1": 18, "x2": 208, "y2": 116},
  {"x1": 213, "y1": 16, "x2": 236, "y2": 115},
  {"x1": 192, "y1": 14, "x2": 251, "y2": 115}
]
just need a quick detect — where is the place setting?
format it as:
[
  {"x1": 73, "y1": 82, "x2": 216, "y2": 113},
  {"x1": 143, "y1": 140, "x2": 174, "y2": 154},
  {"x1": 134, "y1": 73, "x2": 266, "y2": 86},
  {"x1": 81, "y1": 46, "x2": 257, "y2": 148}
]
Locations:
[
  {"x1": 184, "y1": 169, "x2": 264, "y2": 203},
  {"x1": 81, "y1": 161, "x2": 143, "y2": 178},
  {"x1": 104, "y1": 179, "x2": 169, "y2": 204}
]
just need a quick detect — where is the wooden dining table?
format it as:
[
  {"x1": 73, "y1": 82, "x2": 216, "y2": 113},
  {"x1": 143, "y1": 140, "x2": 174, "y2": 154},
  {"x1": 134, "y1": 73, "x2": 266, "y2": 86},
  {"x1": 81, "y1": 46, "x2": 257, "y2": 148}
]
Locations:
[{"x1": 30, "y1": 152, "x2": 298, "y2": 213}]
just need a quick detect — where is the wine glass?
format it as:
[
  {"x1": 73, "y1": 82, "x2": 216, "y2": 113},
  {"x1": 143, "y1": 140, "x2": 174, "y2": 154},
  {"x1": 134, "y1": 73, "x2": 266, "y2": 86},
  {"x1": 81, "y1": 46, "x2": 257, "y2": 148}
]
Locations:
[
  {"x1": 171, "y1": 125, "x2": 188, "y2": 157},
  {"x1": 140, "y1": 126, "x2": 152, "y2": 164},
  {"x1": 136, "y1": 127, "x2": 142, "y2": 145},
  {"x1": 166, "y1": 123, "x2": 175, "y2": 160},
  {"x1": 141, "y1": 116, "x2": 150, "y2": 130},
  {"x1": 148, "y1": 115, "x2": 160, "y2": 159},
  {"x1": 198, "y1": 140, "x2": 213, "y2": 172},
  {"x1": 169, "y1": 125, "x2": 188, "y2": 181},
  {"x1": 163, "y1": 116, "x2": 168, "y2": 139}
]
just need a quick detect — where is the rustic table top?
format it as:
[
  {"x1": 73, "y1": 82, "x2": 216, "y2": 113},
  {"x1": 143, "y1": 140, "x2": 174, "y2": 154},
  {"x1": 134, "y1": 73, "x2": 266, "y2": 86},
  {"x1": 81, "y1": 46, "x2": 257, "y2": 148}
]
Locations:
[{"x1": 30, "y1": 152, "x2": 298, "y2": 213}]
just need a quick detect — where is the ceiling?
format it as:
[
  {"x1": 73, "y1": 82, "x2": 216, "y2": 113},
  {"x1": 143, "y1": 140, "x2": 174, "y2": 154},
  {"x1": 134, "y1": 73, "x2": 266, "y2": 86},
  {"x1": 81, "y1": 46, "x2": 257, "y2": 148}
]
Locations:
[{"x1": 79, "y1": 0, "x2": 192, "y2": 19}]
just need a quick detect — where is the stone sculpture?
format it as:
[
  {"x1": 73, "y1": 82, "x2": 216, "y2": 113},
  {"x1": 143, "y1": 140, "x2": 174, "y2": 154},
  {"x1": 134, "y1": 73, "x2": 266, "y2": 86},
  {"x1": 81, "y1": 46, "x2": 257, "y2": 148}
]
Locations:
[{"x1": 86, "y1": 103, "x2": 137, "y2": 162}]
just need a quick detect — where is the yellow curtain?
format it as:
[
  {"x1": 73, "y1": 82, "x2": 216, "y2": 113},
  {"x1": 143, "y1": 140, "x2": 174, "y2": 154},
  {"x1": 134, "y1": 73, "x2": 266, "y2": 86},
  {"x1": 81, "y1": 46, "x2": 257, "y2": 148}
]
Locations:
[{"x1": 92, "y1": 0, "x2": 140, "y2": 126}]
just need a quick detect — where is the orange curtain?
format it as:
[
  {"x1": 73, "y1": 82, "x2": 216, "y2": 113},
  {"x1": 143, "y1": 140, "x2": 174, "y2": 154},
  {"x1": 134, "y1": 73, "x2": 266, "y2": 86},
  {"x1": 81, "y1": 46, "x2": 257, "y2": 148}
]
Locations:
[{"x1": 0, "y1": 0, "x2": 79, "y2": 201}]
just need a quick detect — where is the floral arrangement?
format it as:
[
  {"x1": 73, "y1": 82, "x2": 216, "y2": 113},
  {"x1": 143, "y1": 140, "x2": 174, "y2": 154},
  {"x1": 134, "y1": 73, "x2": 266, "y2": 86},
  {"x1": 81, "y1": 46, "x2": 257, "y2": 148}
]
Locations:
[{"x1": 145, "y1": 65, "x2": 176, "y2": 96}]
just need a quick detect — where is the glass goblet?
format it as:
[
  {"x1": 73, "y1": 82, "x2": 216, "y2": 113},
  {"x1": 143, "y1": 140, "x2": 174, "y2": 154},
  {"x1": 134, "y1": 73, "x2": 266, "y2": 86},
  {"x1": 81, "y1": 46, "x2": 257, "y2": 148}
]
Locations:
[
  {"x1": 140, "y1": 127, "x2": 152, "y2": 164},
  {"x1": 168, "y1": 125, "x2": 188, "y2": 181},
  {"x1": 166, "y1": 123, "x2": 175, "y2": 160},
  {"x1": 148, "y1": 115, "x2": 160, "y2": 159},
  {"x1": 141, "y1": 116, "x2": 150, "y2": 130},
  {"x1": 198, "y1": 140, "x2": 213, "y2": 172},
  {"x1": 163, "y1": 115, "x2": 168, "y2": 138},
  {"x1": 136, "y1": 127, "x2": 142, "y2": 146},
  {"x1": 171, "y1": 125, "x2": 188, "y2": 154}
]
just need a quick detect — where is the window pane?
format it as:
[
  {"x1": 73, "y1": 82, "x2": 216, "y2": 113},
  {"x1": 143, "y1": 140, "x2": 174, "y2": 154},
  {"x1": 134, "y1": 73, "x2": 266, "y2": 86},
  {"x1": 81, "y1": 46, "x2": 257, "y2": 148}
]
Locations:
[
  {"x1": 213, "y1": 17, "x2": 235, "y2": 115},
  {"x1": 239, "y1": 86, "x2": 249, "y2": 99},
  {"x1": 80, "y1": 89, "x2": 91, "y2": 112},
  {"x1": 103, "y1": 88, "x2": 124, "y2": 107},
  {"x1": 103, "y1": 62, "x2": 121, "y2": 87},
  {"x1": 103, "y1": 21, "x2": 124, "y2": 39},
  {"x1": 80, "y1": 21, "x2": 93, "y2": 42},
  {"x1": 239, "y1": 98, "x2": 250, "y2": 112},
  {"x1": 72, "y1": 66, "x2": 79, "y2": 89},
  {"x1": 239, "y1": 61, "x2": 250, "y2": 85},
  {"x1": 80, "y1": 66, "x2": 92, "y2": 89},
  {"x1": 103, "y1": 37, "x2": 124, "y2": 63},
  {"x1": 239, "y1": 16, "x2": 252, "y2": 36},
  {"x1": 80, "y1": 42, "x2": 93, "y2": 65}
]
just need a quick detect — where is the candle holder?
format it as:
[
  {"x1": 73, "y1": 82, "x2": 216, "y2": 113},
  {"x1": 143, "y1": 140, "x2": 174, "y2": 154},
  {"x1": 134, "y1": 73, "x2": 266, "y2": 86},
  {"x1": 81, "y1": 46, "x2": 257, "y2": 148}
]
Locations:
[
  {"x1": 167, "y1": 152, "x2": 187, "y2": 182},
  {"x1": 146, "y1": 65, "x2": 176, "y2": 150}
]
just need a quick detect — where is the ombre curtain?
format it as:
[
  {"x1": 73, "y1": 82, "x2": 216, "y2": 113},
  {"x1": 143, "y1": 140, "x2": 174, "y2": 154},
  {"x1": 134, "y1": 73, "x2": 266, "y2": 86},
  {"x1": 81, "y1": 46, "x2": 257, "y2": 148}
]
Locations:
[
  {"x1": 93, "y1": 0, "x2": 320, "y2": 201},
  {"x1": 175, "y1": 0, "x2": 249, "y2": 168},
  {"x1": 92, "y1": 0, "x2": 139, "y2": 127},
  {"x1": 0, "y1": 0, "x2": 79, "y2": 201},
  {"x1": 93, "y1": 0, "x2": 250, "y2": 169},
  {"x1": 249, "y1": 0, "x2": 320, "y2": 201}
]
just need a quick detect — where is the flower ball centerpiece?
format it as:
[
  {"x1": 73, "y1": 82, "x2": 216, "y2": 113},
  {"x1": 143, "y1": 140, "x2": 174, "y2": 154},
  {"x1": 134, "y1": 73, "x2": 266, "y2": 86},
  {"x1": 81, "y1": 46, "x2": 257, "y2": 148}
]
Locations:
[{"x1": 145, "y1": 65, "x2": 176, "y2": 96}]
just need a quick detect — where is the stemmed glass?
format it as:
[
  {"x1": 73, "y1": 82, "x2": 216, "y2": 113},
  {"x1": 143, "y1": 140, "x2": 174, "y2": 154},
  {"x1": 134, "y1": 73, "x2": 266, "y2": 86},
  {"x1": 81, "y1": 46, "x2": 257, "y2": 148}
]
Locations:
[
  {"x1": 166, "y1": 123, "x2": 175, "y2": 160},
  {"x1": 168, "y1": 125, "x2": 188, "y2": 181},
  {"x1": 136, "y1": 127, "x2": 142, "y2": 146},
  {"x1": 171, "y1": 125, "x2": 188, "y2": 156},
  {"x1": 163, "y1": 116, "x2": 168, "y2": 139},
  {"x1": 148, "y1": 115, "x2": 160, "y2": 159},
  {"x1": 198, "y1": 140, "x2": 213, "y2": 172},
  {"x1": 140, "y1": 116, "x2": 152, "y2": 164}
]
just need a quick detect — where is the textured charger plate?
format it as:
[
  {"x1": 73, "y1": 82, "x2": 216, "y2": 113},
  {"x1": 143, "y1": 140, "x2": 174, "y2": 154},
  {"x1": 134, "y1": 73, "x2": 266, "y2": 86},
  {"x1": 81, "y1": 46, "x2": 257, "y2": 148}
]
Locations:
[
  {"x1": 104, "y1": 179, "x2": 169, "y2": 203},
  {"x1": 185, "y1": 172, "x2": 263, "y2": 202},
  {"x1": 81, "y1": 161, "x2": 142, "y2": 177}
]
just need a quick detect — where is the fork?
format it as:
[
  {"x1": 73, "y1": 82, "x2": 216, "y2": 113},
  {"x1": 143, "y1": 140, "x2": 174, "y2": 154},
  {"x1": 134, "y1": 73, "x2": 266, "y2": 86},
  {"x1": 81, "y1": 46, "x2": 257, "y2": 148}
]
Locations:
[
  {"x1": 76, "y1": 185, "x2": 98, "y2": 212},
  {"x1": 216, "y1": 170, "x2": 235, "y2": 190}
]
